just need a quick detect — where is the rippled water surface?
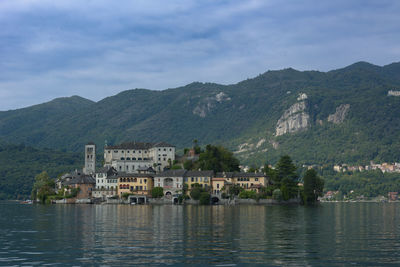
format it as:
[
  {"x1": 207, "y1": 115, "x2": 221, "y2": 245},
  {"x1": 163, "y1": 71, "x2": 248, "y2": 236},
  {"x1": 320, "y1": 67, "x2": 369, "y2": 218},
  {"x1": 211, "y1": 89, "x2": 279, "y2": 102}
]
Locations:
[{"x1": 0, "y1": 201, "x2": 399, "y2": 266}]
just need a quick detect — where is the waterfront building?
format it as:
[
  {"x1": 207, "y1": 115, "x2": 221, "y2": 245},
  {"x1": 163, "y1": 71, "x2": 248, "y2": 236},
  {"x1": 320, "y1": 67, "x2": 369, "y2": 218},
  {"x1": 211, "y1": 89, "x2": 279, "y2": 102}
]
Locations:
[
  {"x1": 117, "y1": 173, "x2": 154, "y2": 197},
  {"x1": 104, "y1": 142, "x2": 175, "y2": 173},
  {"x1": 64, "y1": 174, "x2": 96, "y2": 199},
  {"x1": 211, "y1": 177, "x2": 229, "y2": 195},
  {"x1": 92, "y1": 167, "x2": 119, "y2": 199},
  {"x1": 184, "y1": 170, "x2": 213, "y2": 193},
  {"x1": 154, "y1": 169, "x2": 186, "y2": 197},
  {"x1": 214, "y1": 172, "x2": 268, "y2": 193}
]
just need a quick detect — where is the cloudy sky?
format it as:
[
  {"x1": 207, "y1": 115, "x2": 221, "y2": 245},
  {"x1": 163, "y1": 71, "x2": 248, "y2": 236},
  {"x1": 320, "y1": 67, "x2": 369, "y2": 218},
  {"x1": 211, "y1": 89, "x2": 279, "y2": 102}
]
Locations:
[{"x1": 1, "y1": 0, "x2": 399, "y2": 111}]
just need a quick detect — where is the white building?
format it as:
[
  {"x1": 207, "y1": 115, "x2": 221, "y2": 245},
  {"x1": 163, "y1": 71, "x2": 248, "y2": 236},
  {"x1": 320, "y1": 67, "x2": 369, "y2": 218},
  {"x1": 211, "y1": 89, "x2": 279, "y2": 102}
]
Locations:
[
  {"x1": 154, "y1": 169, "x2": 186, "y2": 197},
  {"x1": 104, "y1": 142, "x2": 175, "y2": 173},
  {"x1": 92, "y1": 166, "x2": 119, "y2": 199}
]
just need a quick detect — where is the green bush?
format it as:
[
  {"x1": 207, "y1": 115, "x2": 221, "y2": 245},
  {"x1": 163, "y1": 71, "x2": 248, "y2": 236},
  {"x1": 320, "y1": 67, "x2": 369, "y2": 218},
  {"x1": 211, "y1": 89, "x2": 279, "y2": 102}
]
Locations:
[
  {"x1": 272, "y1": 189, "x2": 283, "y2": 201},
  {"x1": 199, "y1": 192, "x2": 211, "y2": 205},
  {"x1": 151, "y1": 187, "x2": 164, "y2": 198},
  {"x1": 239, "y1": 190, "x2": 257, "y2": 199},
  {"x1": 190, "y1": 187, "x2": 202, "y2": 200}
]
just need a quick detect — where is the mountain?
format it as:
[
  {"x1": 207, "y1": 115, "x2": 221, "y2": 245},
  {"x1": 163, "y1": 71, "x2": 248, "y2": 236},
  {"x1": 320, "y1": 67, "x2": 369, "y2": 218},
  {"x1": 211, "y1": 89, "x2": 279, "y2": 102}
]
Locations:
[
  {"x1": 0, "y1": 143, "x2": 83, "y2": 199},
  {"x1": 0, "y1": 62, "x2": 400, "y2": 166}
]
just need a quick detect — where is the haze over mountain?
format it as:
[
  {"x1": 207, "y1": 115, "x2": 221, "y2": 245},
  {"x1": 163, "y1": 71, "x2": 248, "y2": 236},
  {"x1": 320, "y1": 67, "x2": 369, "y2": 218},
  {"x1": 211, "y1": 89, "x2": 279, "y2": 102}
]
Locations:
[{"x1": 1, "y1": 61, "x2": 400, "y2": 166}]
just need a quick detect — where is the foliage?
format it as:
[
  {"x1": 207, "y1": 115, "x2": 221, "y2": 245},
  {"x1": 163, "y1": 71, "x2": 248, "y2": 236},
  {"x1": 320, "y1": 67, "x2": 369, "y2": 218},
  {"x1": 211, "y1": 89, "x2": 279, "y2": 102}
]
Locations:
[
  {"x1": 323, "y1": 169, "x2": 400, "y2": 198},
  {"x1": 0, "y1": 143, "x2": 82, "y2": 199},
  {"x1": 303, "y1": 169, "x2": 324, "y2": 204},
  {"x1": 151, "y1": 187, "x2": 164, "y2": 198},
  {"x1": 228, "y1": 184, "x2": 244, "y2": 196},
  {"x1": 171, "y1": 164, "x2": 182, "y2": 170},
  {"x1": 272, "y1": 189, "x2": 283, "y2": 201},
  {"x1": 239, "y1": 190, "x2": 257, "y2": 199},
  {"x1": 199, "y1": 192, "x2": 211, "y2": 205},
  {"x1": 190, "y1": 186, "x2": 203, "y2": 200},
  {"x1": 31, "y1": 171, "x2": 55, "y2": 203},
  {"x1": 274, "y1": 155, "x2": 299, "y2": 200},
  {"x1": 195, "y1": 145, "x2": 240, "y2": 172},
  {"x1": 121, "y1": 192, "x2": 132, "y2": 199}
]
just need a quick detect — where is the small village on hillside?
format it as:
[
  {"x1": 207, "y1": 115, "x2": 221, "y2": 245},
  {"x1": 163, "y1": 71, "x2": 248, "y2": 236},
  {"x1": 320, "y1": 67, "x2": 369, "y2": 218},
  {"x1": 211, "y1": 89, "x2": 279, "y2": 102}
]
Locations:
[{"x1": 53, "y1": 142, "x2": 272, "y2": 205}]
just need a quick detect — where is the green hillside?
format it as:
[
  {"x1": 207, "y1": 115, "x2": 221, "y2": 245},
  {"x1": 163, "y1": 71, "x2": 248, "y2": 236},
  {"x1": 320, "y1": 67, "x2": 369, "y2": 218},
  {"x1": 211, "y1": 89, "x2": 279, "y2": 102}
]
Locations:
[
  {"x1": 0, "y1": 62, "x2": 399, "y2": 166},
  {"x1": 0, "y1": 142, "x2": 83, "y2": 199}
]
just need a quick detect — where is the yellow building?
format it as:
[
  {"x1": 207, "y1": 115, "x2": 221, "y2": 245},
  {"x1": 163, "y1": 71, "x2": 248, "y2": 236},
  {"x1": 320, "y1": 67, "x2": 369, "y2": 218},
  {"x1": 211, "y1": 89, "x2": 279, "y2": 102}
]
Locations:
[
  {"x1": 118, "y1": 173, "x2": 154, "y2": 197},
  {"x1": 184, "y1": 170, "x2": 213, "y2": 194},
  {"x1": 211, "y1": 177, "x2": 228, "y2": 195},
  {"x1": 214, "y1": 172, "x2": 268, "y2": 193}
]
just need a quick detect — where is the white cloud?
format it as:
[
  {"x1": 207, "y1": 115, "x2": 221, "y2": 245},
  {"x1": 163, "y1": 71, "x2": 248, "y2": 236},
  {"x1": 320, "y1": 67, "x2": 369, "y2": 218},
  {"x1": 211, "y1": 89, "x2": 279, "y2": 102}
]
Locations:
[{"x1": 0, "y1": 0, "x2": 400, "y2": 110}]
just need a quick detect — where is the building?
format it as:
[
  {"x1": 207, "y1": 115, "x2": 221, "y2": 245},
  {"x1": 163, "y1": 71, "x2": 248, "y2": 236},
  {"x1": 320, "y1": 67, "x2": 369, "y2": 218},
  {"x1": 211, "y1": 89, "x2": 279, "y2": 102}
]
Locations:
[
  {"x1": 117, "y1": 173, "x2": 154, "y2": 197},
  {"x1": 64, "y1": 174, "x2": 96, "y2": 199},
  {"x1": 154, "y1": 169, "x2": 186, "y2": 197},
  {"x1": 211, "y1": 177, "x2": 229, "y2": 195},
  {"x1": 184, "y1": 170, "x2": 213, "y2": 194},
  {"x1": 83, "y1": 142, "x2": 96, "y2": 175},
  {"x1": 214, "y1": 172, "x2": 268, "y2": 194},
  {"x1": 92, "y1": 167, "x2": 119, "y2": 199},
  {"x1": 104, "y1": 142, "x2": 175, "y2": 173}
]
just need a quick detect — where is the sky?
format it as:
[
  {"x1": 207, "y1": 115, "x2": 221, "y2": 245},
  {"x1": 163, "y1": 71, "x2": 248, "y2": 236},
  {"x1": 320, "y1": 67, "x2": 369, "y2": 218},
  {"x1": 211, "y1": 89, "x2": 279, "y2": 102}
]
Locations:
[{"x1": 1, "y1": 0, "x2": 400, "y2": 111}]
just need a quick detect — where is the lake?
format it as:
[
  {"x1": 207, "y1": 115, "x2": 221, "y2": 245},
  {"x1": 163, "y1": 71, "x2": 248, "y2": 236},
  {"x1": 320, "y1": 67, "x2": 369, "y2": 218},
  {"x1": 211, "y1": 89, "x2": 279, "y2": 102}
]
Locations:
[{"x1": 0, "y1": 201, "x2": 399, "y2": 266}]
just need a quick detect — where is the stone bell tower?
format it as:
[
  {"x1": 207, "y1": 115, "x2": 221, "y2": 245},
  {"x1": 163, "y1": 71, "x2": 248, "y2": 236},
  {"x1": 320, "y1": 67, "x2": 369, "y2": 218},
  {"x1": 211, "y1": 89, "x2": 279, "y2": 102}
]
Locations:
[{"x1": 83, "y1": 142, "x2": 96, "y2": 175}]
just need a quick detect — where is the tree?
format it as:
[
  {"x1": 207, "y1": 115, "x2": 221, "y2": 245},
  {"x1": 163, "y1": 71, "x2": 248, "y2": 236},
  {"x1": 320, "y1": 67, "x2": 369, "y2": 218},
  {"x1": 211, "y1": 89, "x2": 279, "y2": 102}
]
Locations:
[
  {"x1": 228, "y1": 184, "x2": 244, "y2": 196},
  {"x1": 197, "y1": 144, "x2": 240, "y2": 172},
  {"x1": 303, "y1": 169, "x2": 324, "y2": 204},
  {"x1": 199, "y1": 192, "x2": 211, "y2": 205},
  {"x1": 31, "y1": 171, "x2": 55, "y2": 203},
  {"x1": 151, "y1": 187, "x2": 164, "y2": 198},
  {"x1": 275, "y1": 155, "x2": 299, "y2": 200},
  {"x1": 190, "y1": 186, "x2": 203, "y2": 200}
]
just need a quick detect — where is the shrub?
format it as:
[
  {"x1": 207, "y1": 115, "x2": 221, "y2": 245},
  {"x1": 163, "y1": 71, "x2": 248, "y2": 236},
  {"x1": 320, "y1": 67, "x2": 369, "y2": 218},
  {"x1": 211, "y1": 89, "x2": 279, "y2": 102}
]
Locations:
[
  {"x1": 199, "y1": 192, "x2": 211, "y2": 205},
  {"x1": 151, "y1": 187, "x2": 164, "y2": 198},
  {"x1": 272, "y1": 189, "x2": 283, "y2": 201},
  {"x1": 190, "y1": 187, "x2": 202, "y2": 200},
  {"x1": 239, "y1": 190, "x2": 257, "y2": 199}
]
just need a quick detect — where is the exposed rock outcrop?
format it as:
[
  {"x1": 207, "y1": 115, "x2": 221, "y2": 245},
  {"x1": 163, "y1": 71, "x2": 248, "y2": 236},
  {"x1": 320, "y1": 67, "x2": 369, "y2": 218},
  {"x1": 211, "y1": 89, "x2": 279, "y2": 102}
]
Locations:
[
  {"x1": 275, "y1": 101, "x2": 310, "y2": 136},
  {"x1": 327, "y1": 104, "x2": 350, "y2": 124},
  {"x1": 193, "y1": 91, "x2": 231, "y2": 118}
]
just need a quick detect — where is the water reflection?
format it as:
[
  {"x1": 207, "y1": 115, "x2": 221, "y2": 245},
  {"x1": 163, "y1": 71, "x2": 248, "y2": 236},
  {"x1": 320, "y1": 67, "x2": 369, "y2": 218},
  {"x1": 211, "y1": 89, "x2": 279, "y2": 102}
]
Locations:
[{"x1": 0, "y1": 202, "x2": 399, "y2": 266}]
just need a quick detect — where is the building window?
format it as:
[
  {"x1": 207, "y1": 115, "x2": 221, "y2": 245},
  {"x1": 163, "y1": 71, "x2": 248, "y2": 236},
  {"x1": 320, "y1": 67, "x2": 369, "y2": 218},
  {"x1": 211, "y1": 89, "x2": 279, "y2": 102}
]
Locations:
[
  {"x1": 108, "y1": 151, "x2": 110, "y2": 153},
  {"x1": 164, "y1": 148, "x2": 166, "y2": 151},
  {"x1": 127, "y1": 151, "x2": 129, "y2": 153},
  {"x1": 191, "y1": 177, "x2": 194, "y2": 182},
  {"x1": 217, "y1": 184, "x2": 220, "y2": 188},
  {"x1": 138, "y1": 158, "x2": 142, "y2": 160},
  {"x1": 114, "y1": 150, "x2": 118, "y2": 153},
  {"x1": 163, "y1": 158, "x2": 166, "y2": 161},
  {"x1": 144, "y1": 179, "x2": 147, "y2": 183},
  {"x1": 139, "y1": 150, "x2": 141, "y2": 153},
  {"x1": 121, "y1": 157, "x2": 125, "y2": 160},
  {"x1": 169, "y1": 148, "x2": 172, "y2": 151}
]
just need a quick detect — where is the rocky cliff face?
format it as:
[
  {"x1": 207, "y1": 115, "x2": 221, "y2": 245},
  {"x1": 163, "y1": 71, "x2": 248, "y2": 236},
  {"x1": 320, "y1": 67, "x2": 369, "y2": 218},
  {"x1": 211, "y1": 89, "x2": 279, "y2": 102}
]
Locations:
[
  {"x1": 327, "y1": 104, "x2": 350, "y2": 124},
  {"x1": 193, "y1": 91, "x2": 231, "y2": 118},
  {"x1": 275, "y1": 97, "x2": 310, "y2": 136}
]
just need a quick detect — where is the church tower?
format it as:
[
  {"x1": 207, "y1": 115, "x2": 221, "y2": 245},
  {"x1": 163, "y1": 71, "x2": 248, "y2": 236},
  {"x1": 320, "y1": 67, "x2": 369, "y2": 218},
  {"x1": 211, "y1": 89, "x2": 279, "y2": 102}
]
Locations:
[{"x1": 84, "y1": 142, "x2": 96, "y2": 175}]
